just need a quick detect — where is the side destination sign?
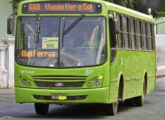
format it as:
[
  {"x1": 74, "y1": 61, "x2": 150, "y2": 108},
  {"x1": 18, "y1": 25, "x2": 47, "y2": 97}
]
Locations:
[{"x1": 22, "y1": 2, "x2": 102, "y2": 14}]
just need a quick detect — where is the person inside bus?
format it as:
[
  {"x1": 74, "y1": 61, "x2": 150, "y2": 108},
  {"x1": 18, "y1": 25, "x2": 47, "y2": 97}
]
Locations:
[{"x1": 82, "y1": 25, "x2": 100, "y2": 48}]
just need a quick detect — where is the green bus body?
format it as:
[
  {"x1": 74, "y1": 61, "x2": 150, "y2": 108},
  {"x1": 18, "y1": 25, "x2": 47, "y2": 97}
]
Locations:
[{"x1": 15, "y1": 0, "x2": 156, "y2": 107}]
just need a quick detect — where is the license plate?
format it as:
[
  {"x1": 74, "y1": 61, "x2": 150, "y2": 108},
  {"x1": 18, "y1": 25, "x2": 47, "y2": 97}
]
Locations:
[{"x1": 51, "y1": 94, "x2": 67, "y2": 100}]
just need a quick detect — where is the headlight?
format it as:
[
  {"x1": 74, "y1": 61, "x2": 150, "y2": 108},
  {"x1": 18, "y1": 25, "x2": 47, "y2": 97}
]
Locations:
[
  {"x1": 94, "y1": 80, "x2": 100, "y2": 86},
  {"x1": 88, "y1": 82, "x2": 93, "y2": 87},
  {"x1": 22, "y1": 79, "x2": 27, "y2": 85},
  {"x1": 21, "y1": 79, "x2": 31, "y2": 86}
]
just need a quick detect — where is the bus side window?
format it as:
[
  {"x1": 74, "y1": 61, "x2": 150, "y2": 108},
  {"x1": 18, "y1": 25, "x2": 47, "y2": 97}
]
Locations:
[
  {"x1": 131, "y1": 18, "x2": 136, "y2": 50},
  {"x1": 146, "y1": 23, "x2": 150, "y2": 51},
  {"x1": 147, "y1": 24, "x2": 152, "y2": 51},
  {"x1": 118, "y1": 15, "x2": 124, "y2": 49},
  {"x1": 110, "y1": 18, "x2": 116, "y2": 49},
  {"x1": 109, "y1": 14, "x2": 117, "y2": 63},
  {"x1": 145, "y1": 23, "x2": 148, "y2": 50},
  {"x1": 134, "y1": 19, "x2": 138, "y2": 50},
  {"x1": 127, "y1": 17, "x2": 131, "y2": 49},
  {"x1": 143, "y1": 22, "x2": 147, "y2": 50},
  {"x1": 123, "y1": 16, "x2": 129, "y2": 49},
  {"x1": 140, "y1": 21, "x2": 143, "y2": 50},
  {"x1": 151, "y1": 24, "x2": 155, "y2": 51},
  {"x1": 137, "y1": 20, "x2": 141, "y2": 50}
]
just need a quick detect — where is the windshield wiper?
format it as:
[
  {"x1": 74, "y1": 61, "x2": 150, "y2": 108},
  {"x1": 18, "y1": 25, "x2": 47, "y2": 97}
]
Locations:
[
  {"x1": 35, "y1": 15, "x2": 40, "y2": 43},
  {"x1": 63, "y1": 14, "x2": 85, "y2": 35}
]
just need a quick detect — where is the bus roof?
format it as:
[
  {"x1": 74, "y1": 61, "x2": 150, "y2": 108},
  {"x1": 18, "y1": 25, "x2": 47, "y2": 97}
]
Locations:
[{"x1": 103, "y1": 1, "x2": 154, "y2": 22}]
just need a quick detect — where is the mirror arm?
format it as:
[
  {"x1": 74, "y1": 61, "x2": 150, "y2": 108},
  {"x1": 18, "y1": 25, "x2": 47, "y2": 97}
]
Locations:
[{"x1": 9, "y1": 11, "x2": 17, "y2": 18}]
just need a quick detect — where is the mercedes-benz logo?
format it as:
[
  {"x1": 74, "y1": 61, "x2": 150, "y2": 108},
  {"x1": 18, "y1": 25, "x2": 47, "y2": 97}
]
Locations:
[{"x1": 55, "y1": 83, "x2": 64, "y2": 87}]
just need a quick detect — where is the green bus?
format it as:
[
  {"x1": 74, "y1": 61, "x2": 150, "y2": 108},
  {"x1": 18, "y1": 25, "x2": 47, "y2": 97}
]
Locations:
[{"x1": 9, "y1": 0, "x2": 156, "y2": 115}]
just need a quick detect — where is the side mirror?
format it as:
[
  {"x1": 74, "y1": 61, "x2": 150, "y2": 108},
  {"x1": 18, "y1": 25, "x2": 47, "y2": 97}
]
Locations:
[
  {"x1": 7, "y1": 17, "x2": 13, "y2": 34},
  {"x1": 7, "y1": 11, "x2": 17, "y2": 34}
]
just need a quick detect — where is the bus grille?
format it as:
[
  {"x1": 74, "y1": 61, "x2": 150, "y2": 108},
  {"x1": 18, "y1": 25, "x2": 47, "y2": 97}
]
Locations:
[
  {"x1": 32, "y1": 75, "x2": 87, "y2": 88},
  {"x1": 35, "y1": 81, "x2": 84, "y2": 87},
  {"x1": 33, "y1": 95, "x2": 87, "y2": 101}
]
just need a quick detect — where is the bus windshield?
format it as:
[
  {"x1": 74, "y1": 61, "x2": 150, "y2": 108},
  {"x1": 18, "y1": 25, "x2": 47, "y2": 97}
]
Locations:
[{"x1": 16, "y1": 16, "x2": 106, "y2": 68}]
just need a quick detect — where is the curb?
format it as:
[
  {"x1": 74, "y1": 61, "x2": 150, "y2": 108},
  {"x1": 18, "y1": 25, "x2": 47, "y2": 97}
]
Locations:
[
  {"x1": 0, "y1": 89, "x2": 14, "y2": 94},
  {"x1": 157, "y1": 70, "x2": 165, "y2": 78}
]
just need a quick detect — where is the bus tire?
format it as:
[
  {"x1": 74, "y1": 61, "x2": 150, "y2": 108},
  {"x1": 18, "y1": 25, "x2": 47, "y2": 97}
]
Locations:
[
  {"x1": 133, "y1": 95, "x2": 145, "y2": 106},
  {"x1": 34, "y1": 103, "x2": 49, "y2": 115},
  {"x1": 105, "y1": 102, "x2": 118, "y2": 115}
]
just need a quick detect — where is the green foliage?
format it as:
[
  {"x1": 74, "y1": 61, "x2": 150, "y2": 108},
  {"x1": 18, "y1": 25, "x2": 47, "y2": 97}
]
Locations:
[
  {"x1": 105, "y1": 0, "x2": 145, "y2": 12},
  {"x1": 157, "y1": 12, "x2": 165, "y2": 18},
  {"x1": 106, "y1": 0, "x2": 114, "y2": 2},
  {"x1": 12, "y1": 0, "x2": 23, "y2": 9},
  {"x1": 133, "y1": 0, "x2": 147, "y2": 13},
  {"x1": 113, "y1": 0, "x2": 134, "y2": 9},
  {"x1": 158, "y1": 0, "x2": 165, "y2": 11}
]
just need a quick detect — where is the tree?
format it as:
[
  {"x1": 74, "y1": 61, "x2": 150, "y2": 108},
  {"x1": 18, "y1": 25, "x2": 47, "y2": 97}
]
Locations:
[
  {"x1": 11, "y1": 0, "x2": 23, "y2": 9},
  {"x1": 133, "y1": 0, "x2": 147, "y2": 13},
  {"x1": 156, "y1": 0, "x2": 165, "y2": 17}
]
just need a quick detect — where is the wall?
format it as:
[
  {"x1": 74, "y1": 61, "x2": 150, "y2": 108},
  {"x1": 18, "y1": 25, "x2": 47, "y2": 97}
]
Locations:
[
  {"x1": 156, "y1": 35, "x2": 165, "y2": 67},
  {"x1": 157, "y1": 23, "x2": 165, "y2": 34},
  {"x1": 0, "y1": 0, "x2": 12, "y2": 43},
  {"x1": 156, "y1": 17, "x2": 165, "y2": 34}
]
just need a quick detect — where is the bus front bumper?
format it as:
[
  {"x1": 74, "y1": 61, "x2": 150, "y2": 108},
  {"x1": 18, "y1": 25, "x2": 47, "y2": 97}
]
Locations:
[{"x1": 15, "y1": 87, "x2": 109, "y2": 104}]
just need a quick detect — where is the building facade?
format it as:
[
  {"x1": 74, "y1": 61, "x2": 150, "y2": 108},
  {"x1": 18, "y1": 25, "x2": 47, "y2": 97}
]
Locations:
[
  {"x1": 155, "y1": 17, "x2": 165, "y2": 69},
  {"x1": 155, "y1": 17, "x2": 165, "y2": 34},
  {"x1": 0, "y1": 0, "x2": 12, "y2": 42}
]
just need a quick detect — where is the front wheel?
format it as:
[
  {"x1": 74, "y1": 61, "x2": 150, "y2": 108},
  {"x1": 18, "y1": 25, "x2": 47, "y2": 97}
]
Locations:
[
  {"x1": 34, "y1": 103, "x2": 49, "y2": 115},
  {"x1": 105, "y1": 102, "x2": 118, "y2": 115}
]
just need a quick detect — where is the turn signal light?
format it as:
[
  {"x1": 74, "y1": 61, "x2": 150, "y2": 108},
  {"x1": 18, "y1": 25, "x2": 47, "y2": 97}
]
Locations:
[{"x1": 98, "y1": 75, "x2": 103, "y2": 80}]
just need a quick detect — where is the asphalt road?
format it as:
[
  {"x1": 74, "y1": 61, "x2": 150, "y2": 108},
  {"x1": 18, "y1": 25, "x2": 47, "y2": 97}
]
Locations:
[{"x1": 0, "y1": 77, "x2": 165, "y2": 120}]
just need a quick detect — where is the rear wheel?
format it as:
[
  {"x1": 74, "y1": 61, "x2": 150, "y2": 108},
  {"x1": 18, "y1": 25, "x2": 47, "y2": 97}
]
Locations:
[
  {"x1": 34, "y1": 103, "x2": 49, "y2": 115},
  {"x1": 105, "y1": 102, "x2": 118, "y2": 115},
  {"x1": 133, "y1": 94, "x2": 145, "y2": 106}
]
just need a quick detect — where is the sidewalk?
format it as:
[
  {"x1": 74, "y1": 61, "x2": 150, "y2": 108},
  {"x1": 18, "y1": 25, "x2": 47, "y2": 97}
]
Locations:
[
  {"x1": 0, "y1": 88, "x2": 14, "y2": 94},
  {"x1": 157, "y1": 70, "x2": 165, "y2": 78}
]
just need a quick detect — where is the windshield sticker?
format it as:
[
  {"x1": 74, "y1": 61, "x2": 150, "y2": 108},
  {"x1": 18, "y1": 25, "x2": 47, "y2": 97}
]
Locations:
[{"x1": 42, "y1": 37, "x2": 59, "y2": 49}]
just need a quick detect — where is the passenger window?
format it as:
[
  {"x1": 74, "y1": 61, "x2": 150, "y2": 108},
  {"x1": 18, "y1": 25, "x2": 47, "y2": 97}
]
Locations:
[
  {"x1": 137, "y1": 21, "x2": 141, "y2": 50},
  {"x1": 140, "y1": 21, "x2": 143, "y2": 50},
  {"x1": 118, "y1": 15, "x2": 124, "y2": 49},
  {"x1": 151, "y1": 24, "x2": 155, "y2": 50},
  {"x1": 143, "y1": 22, "x2": 147, "y2": 50},
  {"x1": 131, "y1": 18, "x2": 136, "y2": 50},
  {"x1": 123, "y1": 17, "x2": 129, "y2": 49},
  {"x1": 147, "y1": 24, "x2": 152, "y2": 50},
  {"x1": 127, "y1": 18, "x2": 131, "y2": 49},
  {"x1": 109, "y1": 13, "x2": 117, "y2": 64}
]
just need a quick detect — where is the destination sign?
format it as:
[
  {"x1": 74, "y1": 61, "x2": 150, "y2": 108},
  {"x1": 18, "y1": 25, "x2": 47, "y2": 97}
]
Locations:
[
  {"x1": 22, "y1": 2, "x2": 102, "y2": 14},
  {"x1": 20, "y1": 50, "x2": 57, "y2": 58}
]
